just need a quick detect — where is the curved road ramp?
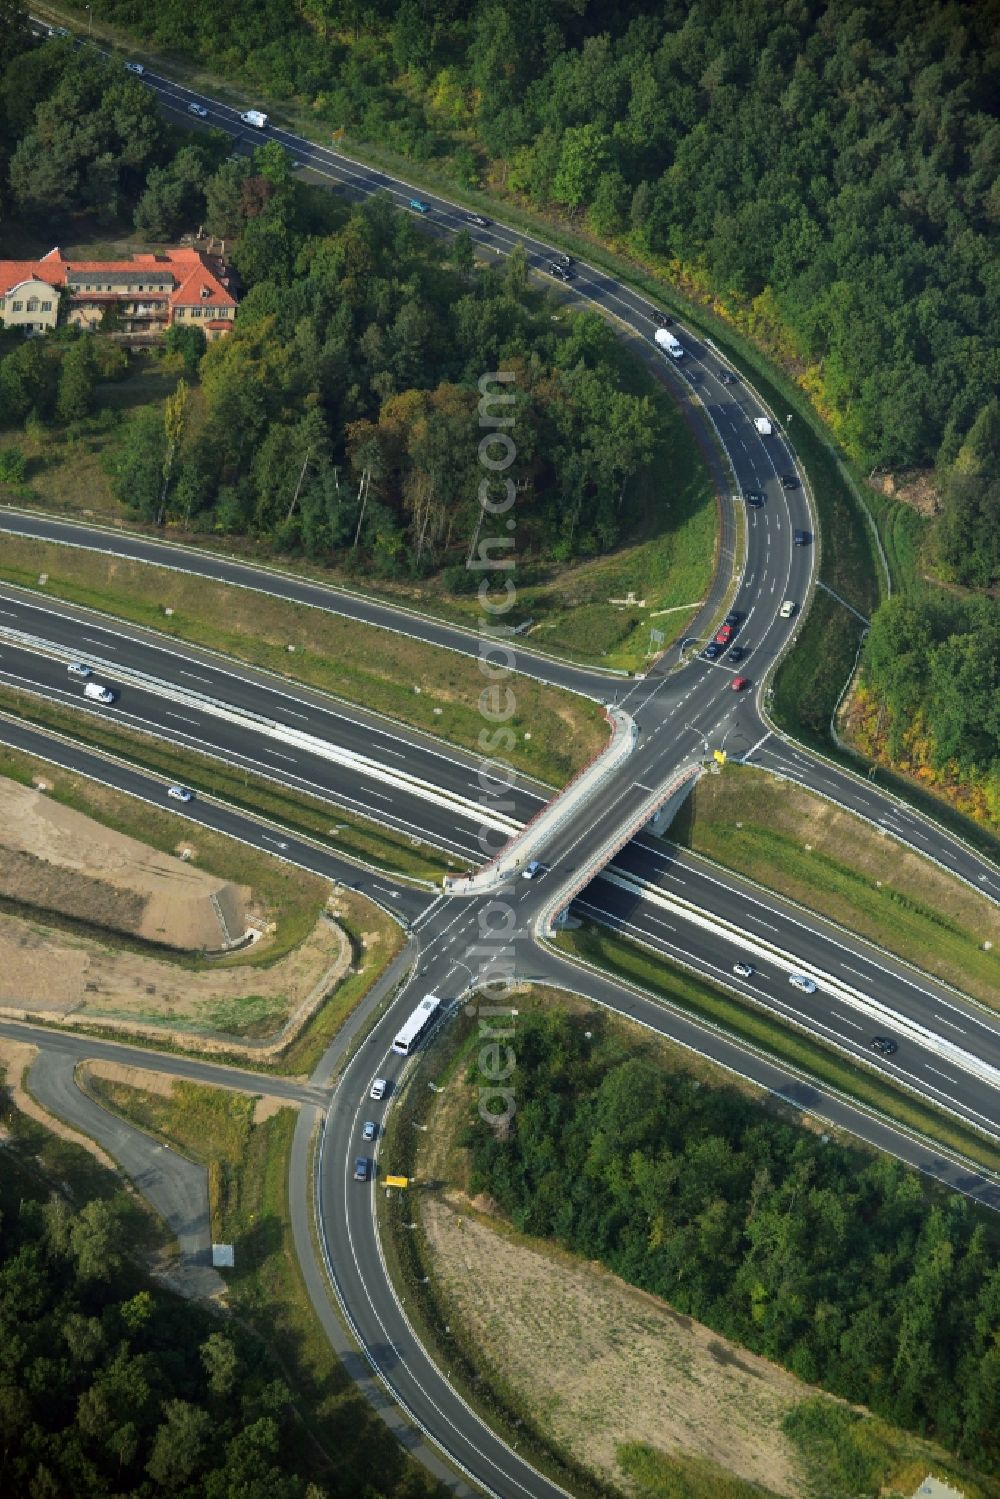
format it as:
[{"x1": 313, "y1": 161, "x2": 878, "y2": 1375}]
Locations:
[{"x1": 444, "y1": 706, "x2": 638, "y2": 895}]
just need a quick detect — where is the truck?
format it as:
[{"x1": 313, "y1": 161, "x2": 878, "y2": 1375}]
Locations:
[
  {"x1": 83, "y1": 682, "x2": 116, "y2": 705},
  {"x1": 240, "y1": 109, "x2": 268, "y2": 129},
  {"x1": 654, "y1": 328, "x2": 684, "y2": 360},
  {"x1": 754, "y1": 416, "x2": 773, "y2": 436}
]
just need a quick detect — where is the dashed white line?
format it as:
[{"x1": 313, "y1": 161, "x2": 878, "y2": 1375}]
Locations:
[
  {"x1": 936, "y1": 1015, "x2": 967, "y2": 1034},
  {"x1": 163, "y1": 710, "x2": 199, "y2": 726},
  {"x1": 179, "y1": 670, "x2": 212, "y2": 683}
]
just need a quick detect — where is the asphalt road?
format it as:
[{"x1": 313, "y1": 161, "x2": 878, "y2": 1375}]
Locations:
[
  {"x1": 8, "y1": 35, "x2": 1000, "y2": 1497},
  {"x1": 27, "y1": 1048, "x2": 224, "y2": 1297}
]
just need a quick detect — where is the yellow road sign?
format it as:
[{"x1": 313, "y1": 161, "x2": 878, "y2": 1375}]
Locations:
[
  {"x1": 713, "y1": 749, "x2": 727, "y2": 765},
  {"x1": 384, "y1": 1175, "x2": 409, "y2": 1189}
]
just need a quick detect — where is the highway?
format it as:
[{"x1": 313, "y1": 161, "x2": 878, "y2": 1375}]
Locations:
[{"x1": 7, "y1": 31, "x2": 1000, "y2": 1497}]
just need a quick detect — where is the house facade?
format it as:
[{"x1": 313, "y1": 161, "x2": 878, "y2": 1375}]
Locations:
[{"x1": 0, "y1": 247, "x2": 236, "y2": 340}]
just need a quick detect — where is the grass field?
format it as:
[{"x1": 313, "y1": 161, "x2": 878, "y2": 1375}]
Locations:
[
  {"x1": 0, "y1": 535, "x2": 606, "y2": 784},
  {"x1": 671, "y1": 763, "x2": 1000, "y2": 1007},
  {"x1": 0, "y1": 687, "x2": 459, "y2": 886},
  {"x1": 555, "y1": 924, "x2": 1000, "y2": 1174}
]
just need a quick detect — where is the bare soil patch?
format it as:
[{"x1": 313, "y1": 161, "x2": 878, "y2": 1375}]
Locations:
[
  {"x1": 0, "y1": 779, "x2": 250, "y2": 951},
  {"x1": 0, "y1": 905, "x2": 347, "y2": 1040},
  {"x1": 420, "y1": 1196, "x2": 806, "y2": 1497}
]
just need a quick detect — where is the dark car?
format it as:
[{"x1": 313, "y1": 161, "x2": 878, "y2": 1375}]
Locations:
[
  {"x1": 719, "y1": 370, "x2": 736, "y2": 385},
  {"x1": 728, "y1": 644, "x2": 746, "y2": 662},
  {"x1": 794, "y1": 529, "x2": 810, "y2": 546},
  {"x1": 781, "y1": 474, "x2": 798, "y2": 489},
  {"x1": 555, "y1": 253, "x2": 573, "y2": 267},
  {"x1": 549, "y1": 262, "x2": 572, "y2": 280},
  {"x1": 744, "y1": 491, "x2": 764, "y2": 507},
  {"x1": 657, "y1": 314, "x2": 673, "y2": 327},
  {"x1": 703, "y1": 641, "x2": 722, "y2": 660},
  {"x1": 724, "y1": 610, "x2": 741, "y2": 627},
  {"x1": 467, "y1": 213, "x2": 490, "y2": 227},
  {"x1": 353, "y1": 1157, "x2": 369, "y2": 1182},
  {"x1": 871, "y1": 1036, "x2": 898, "y2": 1056}
]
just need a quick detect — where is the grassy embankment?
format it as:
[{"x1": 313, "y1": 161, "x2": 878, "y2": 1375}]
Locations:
[
  {"x1": 555, "y1": 921, "x2": 1000, "y2": 1173},
  {"x1": 0, "y1": 682, "x2": 460, "y2": 886},
  {"x1": 670, "y1": 763, "x2": 1000, "y2": 1007},
  {"x1": 0, "y1": 535, "x2": 606, "y2": 784},
  {"x1": 376, "y1": 995, "x2": 997, "y2": 1499}
]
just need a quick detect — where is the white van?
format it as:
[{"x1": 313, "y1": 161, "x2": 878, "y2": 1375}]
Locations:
[{"x1": 83, "y1": 682, "x2": 116, "y2": 705}]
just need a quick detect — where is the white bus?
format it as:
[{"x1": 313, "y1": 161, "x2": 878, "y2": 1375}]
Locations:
[{"x1": 392, "y1": 994, "x2": 441, "y2": 1056}]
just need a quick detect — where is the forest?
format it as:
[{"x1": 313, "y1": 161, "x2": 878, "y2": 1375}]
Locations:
[
  {"x1": 72, "y1": 0, "x2": 1000, "y2": 480},
  {"x1": 0, "y1": 1179, "x2": 434, "y2": 1497},
  {"x1": 0, "y1": 26, "x2": 662, "y2": 579},
  {"x1": 466, "y1": 1010, "x2": 1000, "y2": 1471}
]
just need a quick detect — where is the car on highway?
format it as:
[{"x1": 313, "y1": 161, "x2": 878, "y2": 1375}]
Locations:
[
  {"x1": 125, "y1": 61, "x2": 145, "y2": 74},
  {"x1": 779, "y1": 599, "x2": 797, "y2": 618},
  {"x1": 794, "y1": 529, "x2": 810, "y2": 546},
  {"x1": 744, "y1": 491, "x2": 764, "y2": 507},
  {"x1": 188, "y1": 102, "x2": 209, "y2": 117},
  {"x1": 728, "y1": 645, "x2": 746, "y2": 662},
  {"x1": 167, "y1": 786, "x2": 194, "y2": 803},
  {"x1": 788, "y1": 973, "x2": 817, "y2": 993},
  {"x1": 409, "y1": 199, "x2": 430, "y2": 214},
  {"x1": 555, "y1": 254, "x2": 573, "y2": 267},
  {"x1": 466, "y1": 213, "x2": 490, "y2": 227},
  {"x1": 549, "y1": 262, "x2": 573, "y2": 281},
  {"x1": 67, "y1": 661, "x2": 91, "y2": 678},
  {"x1": 83, "y1": 682, "x2": 116, "y2": 705},
  {"x1": 719, "y1": 369, "x2": 736, "y2": 384},
  {"x1": 715, "y1": 624, "x2": 734, "y2": 645},
  {"x1": 362, "y1": 1120, "x2": 377, "y2": 1142},
  {"x1": 871, "y1": 1036, "x2": 898, "y2": 1056},
  {"x1": 522, "y1": 859, "x2": 544, "y2": 880},
  {"x1": 781, "y1": 474, "x2": 798, "y2": 489},
  {"x1": 703, "y1": 641, "x2": 722, "y2": 660},
  {"x1": 370, "y1": 1077, "x2": 387, "y2": 1101},
  {"x1": 353, "y1": 1157, "x2": 369, "y2": 1182},
  {"x1": 731, "y1": 676, "x2": 749, "y2": 692},
  {"x1": 724, "y1": 610, "x2": 742, "y2": 627},
  {"x1": 732, "y1": 961, "x2": 754, "y2": 977}
]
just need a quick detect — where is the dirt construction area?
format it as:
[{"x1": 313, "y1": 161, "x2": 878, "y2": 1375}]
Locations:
[
  {"x1": 0, "y1": 780, "x2": 350, "y2": 1039},
  {"x1": 0, "y1": 778, "x2": 249, "y2": 949}
]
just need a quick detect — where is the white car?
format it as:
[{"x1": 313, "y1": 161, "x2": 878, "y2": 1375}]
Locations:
[
  {"x1": 188, "y1": 102, "x2": 209, "y2": 118},
  {"x1": 788, "y1": 973, "x2": 817, "y2": 994},
  {"x1": 67, "y1": 661, "x2": 91, "y2": 678},
  {"x1": 125, "y1": 61, "x2": 145, "y2": 75},
  {"x1": 732, "y1": 961, "x2": 754, "y2": 978},
  {"x1": 779, "y1": 600, "x2": 796, "y2": 619},
  {"x1": 370, "y1": 1077, "x2": 387, "y2": 1101},
  {"x1": 167, "y1": 786, "x2": 194, "y2": 803}
]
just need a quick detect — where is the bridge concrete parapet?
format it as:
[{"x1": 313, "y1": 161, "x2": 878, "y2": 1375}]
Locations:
[
  {"x1": 443, "y1": 706, "x2": 638, "y2": 896},
  {"x1": 534, "y1": 759, "x2": 704, "y2": 938}
]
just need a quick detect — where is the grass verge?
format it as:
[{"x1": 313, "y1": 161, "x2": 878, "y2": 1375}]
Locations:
[
  {"x1": 554, "y1": 923, "x2": 1000, "y2": 1175},
  {"x1": 0, "y1": 685, "x2": 459, "y2": 886},
  {"x1": 670, "y1": 763, "x2": 1000, "y2": 1007},
  {"x1": 0, "y1": 535, "x2": 607, "y2": 783}
]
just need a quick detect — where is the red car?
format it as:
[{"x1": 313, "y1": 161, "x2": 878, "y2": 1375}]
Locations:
[
  {"x1": 731, "y1": 676, "x2": 749, "y2": 691},
  {"x1": 715, "y1": 624, "x2": 734, "y2": 645}
]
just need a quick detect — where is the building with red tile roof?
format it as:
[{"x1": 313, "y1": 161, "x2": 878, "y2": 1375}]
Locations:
[{"x1": 0, "y1": 246, "x2": 236, "y2": 340}]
